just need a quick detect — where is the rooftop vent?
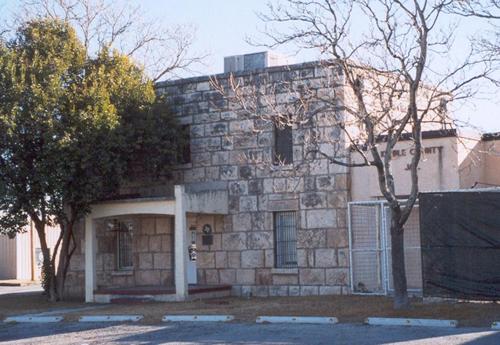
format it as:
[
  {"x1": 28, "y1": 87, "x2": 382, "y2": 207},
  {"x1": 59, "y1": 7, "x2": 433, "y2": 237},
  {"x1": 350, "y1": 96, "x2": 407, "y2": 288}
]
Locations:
[{"x1": 223, "y1": 51, "x2": 289, "y2": 73}]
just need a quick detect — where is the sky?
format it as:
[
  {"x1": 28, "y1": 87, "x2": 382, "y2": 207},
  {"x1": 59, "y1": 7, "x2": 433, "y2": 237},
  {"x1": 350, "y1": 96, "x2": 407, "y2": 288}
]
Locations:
[{"x1": 1, "y1": 0, "x2": 499, "y2": 132}]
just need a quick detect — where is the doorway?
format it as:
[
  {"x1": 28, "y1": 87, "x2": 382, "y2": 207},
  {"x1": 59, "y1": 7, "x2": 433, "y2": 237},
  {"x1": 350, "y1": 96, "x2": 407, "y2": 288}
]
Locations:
[{"x1": 187, "y1": 229, "x2": 197, "y2": 284}]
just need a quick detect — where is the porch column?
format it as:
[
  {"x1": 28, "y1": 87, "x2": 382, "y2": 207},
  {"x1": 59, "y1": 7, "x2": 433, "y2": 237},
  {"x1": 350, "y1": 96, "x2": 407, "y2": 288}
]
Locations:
[
  {"x1": 84, "y1": 215, "x2": 96, "y2": 303},
  {"x1": 174, "y1": 185, "x2": 188, "y2": 300}
]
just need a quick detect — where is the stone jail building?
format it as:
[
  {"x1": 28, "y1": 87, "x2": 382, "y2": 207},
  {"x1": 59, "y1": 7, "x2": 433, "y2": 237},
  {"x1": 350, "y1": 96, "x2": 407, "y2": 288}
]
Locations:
[{"x1": 63, "y1": 52, "x2": 500, "y2": 302}]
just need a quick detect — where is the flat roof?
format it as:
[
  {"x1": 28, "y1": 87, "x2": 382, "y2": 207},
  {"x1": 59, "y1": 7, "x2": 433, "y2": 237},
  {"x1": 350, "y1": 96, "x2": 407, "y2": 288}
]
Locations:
[
  {"x1": 482, "y1": 132, "x2": 500, "y2": 142},
  {"x1": 155, "y1": 59, "x2": 337, "y2": 88},
  {"x1": 420, "y1": 187, "x2": 500, "y2": 194}
]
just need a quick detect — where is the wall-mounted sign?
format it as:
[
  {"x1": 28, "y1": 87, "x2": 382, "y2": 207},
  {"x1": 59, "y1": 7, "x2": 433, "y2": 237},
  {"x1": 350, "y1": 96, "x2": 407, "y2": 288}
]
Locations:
[
  {"x1": 381, "y1": 146, "x2": 443, "y2": 159},
  {"x1": 202, "y1": 235, "x2": 213, "y2": 246},
  {"x1": 202, "y1": 224, "x2": 212, "y2": 234}
]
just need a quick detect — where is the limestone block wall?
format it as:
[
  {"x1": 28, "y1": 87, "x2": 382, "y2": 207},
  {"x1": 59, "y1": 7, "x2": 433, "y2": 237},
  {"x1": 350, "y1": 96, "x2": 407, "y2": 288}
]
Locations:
[
  {"x1": 64, "y1": 215, "x2": 174, "y2": 299},
  {"x1": 158, "y1": 61, "x2": 352, "y2": 297},
  {"x1": 94, "y1": 216, "x2": 174, "y2": 289}
]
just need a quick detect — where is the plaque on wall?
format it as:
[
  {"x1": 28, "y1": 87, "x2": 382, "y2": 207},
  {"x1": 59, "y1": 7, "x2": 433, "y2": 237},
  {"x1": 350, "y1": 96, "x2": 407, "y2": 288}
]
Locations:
[{"x1": 202, "y1": 234, "x2": 213, "y2": 246}]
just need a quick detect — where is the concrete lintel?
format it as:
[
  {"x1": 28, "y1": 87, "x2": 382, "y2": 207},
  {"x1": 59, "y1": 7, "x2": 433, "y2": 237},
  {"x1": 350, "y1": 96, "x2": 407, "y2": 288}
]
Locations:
[
  {"x1": 185, "y1": 190, "x2": 228, "y2": 214},
  {"x1": 256, "y1": 316, "x2": 338, "y2": 324},
  {"x1": 365, "y1": 317, "x2": 458, "y2": 328},
  {"x1": 79, "y1": 315, "x2": 143, "y2": 322},
  {"x1": 162, "y1": 315, "x2": 234, "y2": 322},
  {"x1": 89, "y1": 199, "x2": 176, "y2": 219}
]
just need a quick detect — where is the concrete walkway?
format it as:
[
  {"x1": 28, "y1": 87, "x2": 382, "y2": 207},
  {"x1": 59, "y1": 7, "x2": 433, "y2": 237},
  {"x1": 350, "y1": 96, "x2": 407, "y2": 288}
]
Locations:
[
  {"x1": 1, "y1": 322, "x2": 499, "y2": 345},
  {"x1": 0, "y1": 285, "x2": 43, "y2": 296}
]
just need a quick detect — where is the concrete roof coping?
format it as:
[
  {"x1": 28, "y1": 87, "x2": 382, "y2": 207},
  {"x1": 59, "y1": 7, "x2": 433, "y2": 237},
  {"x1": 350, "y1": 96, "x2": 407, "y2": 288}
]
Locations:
[
  {"x1": 420, "y1": 187, "x2": 500, "y2": 194},
  {"x1": 155, "y1": 59, "x2": 340, "y2": 88},
  {"x1": 95, "y1": 196, "x2": 175, "y2": 205}
]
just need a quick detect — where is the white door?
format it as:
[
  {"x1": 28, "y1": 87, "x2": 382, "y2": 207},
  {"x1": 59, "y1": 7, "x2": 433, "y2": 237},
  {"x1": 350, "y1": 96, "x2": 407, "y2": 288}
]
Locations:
[{"x1": 187, "y1": 230, "x2": 197, "y2": 284}]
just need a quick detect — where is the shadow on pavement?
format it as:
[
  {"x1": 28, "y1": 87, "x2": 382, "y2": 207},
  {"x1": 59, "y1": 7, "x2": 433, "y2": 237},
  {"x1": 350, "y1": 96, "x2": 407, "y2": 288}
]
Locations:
[
  {"x1": 116, "y1": 323, "x2": 500, "y2": 345},
  {"x1": 1, "y1": 322, "x2": 499, "y2": 345}
]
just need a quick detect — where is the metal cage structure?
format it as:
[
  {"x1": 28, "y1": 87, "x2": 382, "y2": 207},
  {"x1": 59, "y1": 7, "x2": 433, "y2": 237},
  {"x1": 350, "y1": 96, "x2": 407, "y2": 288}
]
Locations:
[{"x1": 348, "y1": 201, "x2": 422, "y2": 295}]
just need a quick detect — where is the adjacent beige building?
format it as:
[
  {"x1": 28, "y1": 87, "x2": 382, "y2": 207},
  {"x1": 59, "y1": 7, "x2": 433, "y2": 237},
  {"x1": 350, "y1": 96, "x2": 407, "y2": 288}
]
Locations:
[{"x1": 351, "y1": 130, "x2": 499, "y2": 201}]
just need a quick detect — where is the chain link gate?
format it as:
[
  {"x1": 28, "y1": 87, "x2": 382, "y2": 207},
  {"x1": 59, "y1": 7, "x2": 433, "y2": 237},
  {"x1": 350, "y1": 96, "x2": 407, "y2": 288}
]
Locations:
[{"x1": 348, "y1": 201, "x2": 422, "y2": 295}]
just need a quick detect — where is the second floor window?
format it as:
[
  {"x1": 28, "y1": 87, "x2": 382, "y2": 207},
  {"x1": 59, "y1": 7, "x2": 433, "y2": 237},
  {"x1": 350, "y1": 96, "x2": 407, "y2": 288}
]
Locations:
[
  {"x1": 177, "y1": 125, "x2": 191, "y2": 164},
  {"x1": 274, "y1": 122, "x2": 293, "y2": 164}
]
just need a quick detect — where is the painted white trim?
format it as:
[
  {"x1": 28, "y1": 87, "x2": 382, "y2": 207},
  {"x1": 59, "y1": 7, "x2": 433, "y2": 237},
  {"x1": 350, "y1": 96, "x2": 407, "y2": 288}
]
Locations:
[
  {"x1": 162, "y1": 315, "x2": 234, "y2": 322},
  {"x1": 174, "y1": 185, "x2": 188, "y2": 301},
  {"x1": 79, "y1": 315, "x2": 143, "y2": 322},
  {"x1": 90, "y1": 199, "x2": 176, "y2": 219},
  {"x1": 348, "y1": 200, "x2": 388, "y2": 205},
  {"x1": 365, "y1": 317, "x2": 458, "y2": 328},
  {"x1": 256, "y1": 316, "x2": 338, "y2": 324},
  {"x1": 84, "y1": 216, "x2": 96, "y2": 303},
  {"x1": 4, "y1": 316, "x2": 63, "y2": 323},
  {"x1": 492, "y1": 321, "x2": 500, "y2": 330}
]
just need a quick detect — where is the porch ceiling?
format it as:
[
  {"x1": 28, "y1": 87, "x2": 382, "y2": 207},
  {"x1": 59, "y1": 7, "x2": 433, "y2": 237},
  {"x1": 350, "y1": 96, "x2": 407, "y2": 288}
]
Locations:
[{"x1": 89, "y1": 188, "x2": 229, "y2": 219}]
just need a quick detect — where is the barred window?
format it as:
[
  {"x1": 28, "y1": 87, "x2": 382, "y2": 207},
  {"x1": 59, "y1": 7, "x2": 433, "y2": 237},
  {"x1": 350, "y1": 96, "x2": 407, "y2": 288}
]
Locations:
[
  {"x1": 274, "y1": 122, "x2": 293, "y2": 164},
  {"x1": 274, "y1": 211, "x2": 298, "y2": 268},
  {"x1": 116, "y1": 221, "x2": 133, "y2": 270},
  {"x1": 177, "y1": 124, "x2": 191, "y2": 164}
]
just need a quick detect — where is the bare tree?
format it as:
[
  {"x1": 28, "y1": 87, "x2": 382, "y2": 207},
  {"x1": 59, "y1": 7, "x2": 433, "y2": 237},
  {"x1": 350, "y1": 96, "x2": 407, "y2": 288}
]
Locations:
[
  {"x1": 212, "y1": 0, "x2": 494, "y2": 309},
  {"x1": 451, "y1": 1, "x2": 500, "y2": 63},
  {"x1": 18, "y1": 0, "x2": 206, "y2": 81},
  {"x1": 452, "y1": 1, "x2": 500, "y2": 19}
]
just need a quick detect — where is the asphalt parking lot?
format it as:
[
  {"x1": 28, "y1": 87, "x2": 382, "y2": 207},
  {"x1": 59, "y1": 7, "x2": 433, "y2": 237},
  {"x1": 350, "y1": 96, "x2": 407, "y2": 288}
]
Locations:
[{"x1": 1, "y1": 322, "x2": 499, "y2": 345}]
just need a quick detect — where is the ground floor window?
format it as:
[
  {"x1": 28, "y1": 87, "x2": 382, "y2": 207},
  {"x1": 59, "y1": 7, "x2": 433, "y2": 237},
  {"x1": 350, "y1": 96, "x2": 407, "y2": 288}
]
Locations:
[
  {"x1": 115, "y1": 220, "x2": 133, "y2": 270},
  {"x1": 274, "y1": 211, "x2": 298, "y2": 268}
]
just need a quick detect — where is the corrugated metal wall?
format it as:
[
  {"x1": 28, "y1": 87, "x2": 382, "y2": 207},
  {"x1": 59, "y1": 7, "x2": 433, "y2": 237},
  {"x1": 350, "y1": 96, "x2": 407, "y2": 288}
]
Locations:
[
  {"x1": 19, "y1": 223, "x2": 61, "y2": 280},
  {"x1": 15, "y1": 229, "x2": 33, "y2": 280},
  {"x1": 0, "y1": 221, "x2": 61, "y2": 281}
]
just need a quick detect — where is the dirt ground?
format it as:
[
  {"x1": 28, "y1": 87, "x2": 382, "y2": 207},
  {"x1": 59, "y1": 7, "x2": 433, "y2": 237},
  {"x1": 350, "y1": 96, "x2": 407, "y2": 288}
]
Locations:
[
  {"x1": 2, "y1": 293, "x2": 499, "y2": 327},
  {"x1": 64, "y1": 295, "x2": 500, "y2": 327},
  {"x1": 0, "y1": 292, "x2": 86, "y2": 320}
]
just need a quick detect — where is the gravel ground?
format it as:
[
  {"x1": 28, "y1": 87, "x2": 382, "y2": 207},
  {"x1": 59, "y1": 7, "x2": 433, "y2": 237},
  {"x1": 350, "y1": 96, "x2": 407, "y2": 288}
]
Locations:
[{"x1": 1, "y1": 322, "x2": 499, "y2": 345}]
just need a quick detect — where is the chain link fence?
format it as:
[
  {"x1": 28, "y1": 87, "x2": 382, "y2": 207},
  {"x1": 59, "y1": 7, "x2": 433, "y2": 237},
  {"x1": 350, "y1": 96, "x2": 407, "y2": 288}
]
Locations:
[{"x1": 348, "y1": 201, "x2": 422, "y2": 295}]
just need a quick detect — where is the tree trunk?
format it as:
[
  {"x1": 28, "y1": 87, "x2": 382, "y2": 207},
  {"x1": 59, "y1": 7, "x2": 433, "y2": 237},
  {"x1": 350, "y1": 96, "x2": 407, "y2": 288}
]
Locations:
[
  {"x1": 390, "y1": 219, "x2": 409, "y2": 309},
  {"x1": 55, "y1": 221, "x2": 75, "y2": 301},
  {"x1": 33, "y1": 221, "x2": 57, "y2": 302}
]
